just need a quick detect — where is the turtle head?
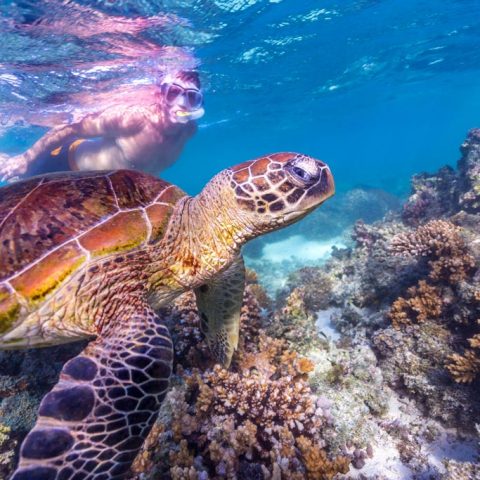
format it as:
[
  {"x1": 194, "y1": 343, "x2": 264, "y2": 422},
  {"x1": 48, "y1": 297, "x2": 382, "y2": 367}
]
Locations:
[
  {"x1": 226, "y1": 152, "x2": 335, "y2": 239},
  {"x1": 181, "y1": 153, "x2": 334, "y2": 284}
]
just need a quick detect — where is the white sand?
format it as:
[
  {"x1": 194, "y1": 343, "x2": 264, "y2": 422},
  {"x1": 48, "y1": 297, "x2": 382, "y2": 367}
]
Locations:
[{"x1": 260, "y1": 234, "x2": 345, "y2": 263}]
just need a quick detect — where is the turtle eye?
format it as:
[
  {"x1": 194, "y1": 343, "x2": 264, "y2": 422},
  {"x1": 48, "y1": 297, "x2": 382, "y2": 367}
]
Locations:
[
  {"x1": 286, "y1": 163, "x2": 318, "y2": 186},
  {"x1": 292, "y1": 166, "x2": 311, "y2": 182}
]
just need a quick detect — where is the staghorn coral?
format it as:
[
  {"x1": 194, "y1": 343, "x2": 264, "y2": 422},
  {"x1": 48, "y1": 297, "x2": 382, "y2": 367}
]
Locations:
[
  {"x1": 446, "y1": 315, "x2": 480, "y2": 384},
  {"x1": 388, "y1": 280, "x2": 443, "y2": 328},
  {"x1": 296, "y1": 435, "x2": 350, "y2": 480},
  {"x1": 391, "y1": 219, "x2": 475, "y2": 284}
]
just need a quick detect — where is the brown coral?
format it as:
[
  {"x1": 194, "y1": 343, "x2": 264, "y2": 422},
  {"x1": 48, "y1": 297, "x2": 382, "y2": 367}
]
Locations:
[
  {"x1": 297, "y1": 435, "x2": 350, "y2": 480},
  {"x1": 446, "y1": 350, "x2": 480, "y2": 383},
  {"x1": 163, "y1": 350, "x2": 349, "y2": 479},
  {"x1": 391, "y1": 220, "x2": 475, "y2": 284},
  {"x1": 138, "y1": 280, "x2": 351, "y2": 479},
  {"x1": 133, "y1": 272, "x2": 351, "y2": 479},
  {"x1": 446, "y1": 317, "x2": 480, "y2": 383},
  {"x1": 388, "y1": 280, "x2": 443, "y2": 328}
]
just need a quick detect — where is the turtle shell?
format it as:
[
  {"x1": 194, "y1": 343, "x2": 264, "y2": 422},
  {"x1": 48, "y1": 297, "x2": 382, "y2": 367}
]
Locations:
[{"x1": 0, "y1": 170, "x2": 186, "y2": 336}]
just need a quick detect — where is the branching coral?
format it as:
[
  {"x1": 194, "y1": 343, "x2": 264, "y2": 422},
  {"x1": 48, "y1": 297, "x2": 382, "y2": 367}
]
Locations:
[
  {"x1": 134, "y1": 281, "x2": 351, "y2": 479},
  {"x1": 388, "y1": 280, "x2": 443, "y2": 329},
  {"x1": 390, "y1": 221, "x2": 479, "y2": 382},
  {"x1": 391, "y1": 220, "x2": 475, "y2": 284},
  {"x1": 296, "y1": 435, "x2": 350, "y2": 480},
  {"x1": 446, "y1": 350, "x2": 480, "y2": 384},
  {"x1": 165, "y1": 351, "x2": 349, "y2": 479},
  {"x1": 446, "y1": 319, "x2": 480, "y2": 383}
]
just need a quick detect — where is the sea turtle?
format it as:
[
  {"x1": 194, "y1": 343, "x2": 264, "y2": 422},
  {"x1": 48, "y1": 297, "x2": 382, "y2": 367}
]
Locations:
[{"x1": 0, "y1": 152, "x2": 334, "y2": 480}]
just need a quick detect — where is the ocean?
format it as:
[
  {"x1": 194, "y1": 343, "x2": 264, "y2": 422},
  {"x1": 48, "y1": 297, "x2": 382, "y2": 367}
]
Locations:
[{"x1": 0, "y1": 2, "x2": 479, "y2": 479}]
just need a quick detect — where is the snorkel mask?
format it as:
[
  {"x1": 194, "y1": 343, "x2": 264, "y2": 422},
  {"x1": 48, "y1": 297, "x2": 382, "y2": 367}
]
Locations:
[{"x1": 160, "y1": 73, "x2": 205, "y2": 124}]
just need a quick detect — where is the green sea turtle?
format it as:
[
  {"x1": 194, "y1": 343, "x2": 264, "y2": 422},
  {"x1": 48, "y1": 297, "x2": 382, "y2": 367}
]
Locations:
[{"x1": 0, "y1": 152, "x2": 334, "y2": 479}]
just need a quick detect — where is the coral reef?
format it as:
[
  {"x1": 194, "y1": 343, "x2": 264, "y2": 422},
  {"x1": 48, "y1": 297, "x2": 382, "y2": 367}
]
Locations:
[
  {"x1": 0, "y1": 341, "x2": 85, "y2": 479},
  {"x1": 401, "y1": 166, "x2": 458, "y2": 226},
  {"x1": 244, "y1": 187, "x2": 402, "y2": 261},
  {"x1": 390, "y1": 219, "x2": 475, "y2": 284},
  {"x1": 401, "y1": 128, "x2": 480, "y2": 223},
  {"x1": 0, "y1": 423, "x2": 16, "y2": 479},
  {"x1": 4, "y1": 129, "x2": 480, "y2": 479},
  {"x1": 388, "y1": 280, "x2": 443, "y2": 328},
  {"x1": 388, "y1": 217, "x2": 480, "y2": 384},
  {"x1": 267, "y1": 286, "x2": 321, "y2": 354},
  {"x1": 458, "y1": 128, "x2": 480, "y2": 213},
  {"x1": 132, "y1": 286, "x2": 352, "y2": 480},
  {"x1": 265, "y1": 130, "x2": 480, "y2": 473},
  {"x1": 442, "y1": 459, "x2": 480, "y2": 480}
]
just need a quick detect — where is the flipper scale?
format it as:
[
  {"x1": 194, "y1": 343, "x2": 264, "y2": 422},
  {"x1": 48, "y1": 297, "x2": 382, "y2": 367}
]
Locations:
[{"x1": 11, "y1": 306, "x2": 173, "y2": 480}]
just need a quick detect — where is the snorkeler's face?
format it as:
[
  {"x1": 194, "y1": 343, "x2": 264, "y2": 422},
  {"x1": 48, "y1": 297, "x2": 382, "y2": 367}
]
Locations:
[{"x1": 161, "y1": 79, "x2": 205, "y2": 124}]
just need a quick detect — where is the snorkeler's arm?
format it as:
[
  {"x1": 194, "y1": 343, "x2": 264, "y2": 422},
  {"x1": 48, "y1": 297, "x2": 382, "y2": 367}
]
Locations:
[
  {"x1": 72, "y1": 107, "x2": 147, "y2": 138},
  {"x1": 0, "y1": 108, "x2": 147, "y2": 180},
  {"x1": 0, "y1": 123, "x2": 82, "y2": 181}
]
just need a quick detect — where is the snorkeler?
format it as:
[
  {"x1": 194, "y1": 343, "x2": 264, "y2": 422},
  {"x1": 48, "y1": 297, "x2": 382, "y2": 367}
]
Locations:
[{"x1": 0, "y1": 71, "x2": 204, "y2": 181}]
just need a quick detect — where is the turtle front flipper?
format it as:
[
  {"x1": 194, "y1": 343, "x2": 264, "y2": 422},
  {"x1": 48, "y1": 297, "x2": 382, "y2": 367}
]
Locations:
[
  {"x1": 11, "y1": 306, "x2": 173, "y2": 480},
  {"x1": 194, "y1": 255, "x2": 245, "y2": 367}
]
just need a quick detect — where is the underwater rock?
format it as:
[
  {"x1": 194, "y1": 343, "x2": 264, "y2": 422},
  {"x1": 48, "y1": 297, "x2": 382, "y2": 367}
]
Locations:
[
  {"x1": 402, "y1": 166, "x2": 458, "y2": 226},
  {"x1": 458, "y1": 128, "x2": 480, "y2": 213},
  {"x1": 402, "y1": 127, "x2": 480, "y2": 224}
]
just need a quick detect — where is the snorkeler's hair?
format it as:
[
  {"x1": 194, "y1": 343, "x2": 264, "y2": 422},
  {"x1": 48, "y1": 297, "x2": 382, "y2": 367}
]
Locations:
[{"x1": 177, "y1": 70, "x2": 201, "y2": 87}]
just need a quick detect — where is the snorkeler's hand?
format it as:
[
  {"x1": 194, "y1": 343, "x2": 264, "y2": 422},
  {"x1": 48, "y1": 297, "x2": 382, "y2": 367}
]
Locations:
[{"x1": 0, "y1": 153, "x2": 28, "y2": 182}]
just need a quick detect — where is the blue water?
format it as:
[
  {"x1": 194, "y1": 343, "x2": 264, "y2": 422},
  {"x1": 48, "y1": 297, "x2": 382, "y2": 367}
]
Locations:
[{"x1": 1, "y1": 0, "x2": 480, "y2": 199}]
